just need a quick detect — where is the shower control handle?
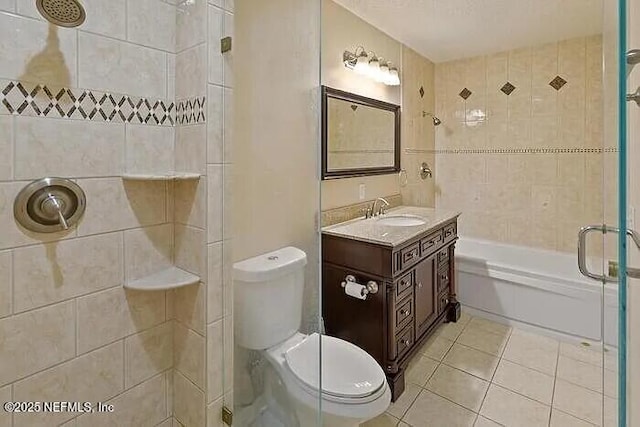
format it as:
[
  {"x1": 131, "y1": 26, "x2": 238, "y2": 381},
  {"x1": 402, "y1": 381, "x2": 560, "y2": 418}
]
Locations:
[{"x1": 41, "y1": 194, "x2": 69, "y2": 230}]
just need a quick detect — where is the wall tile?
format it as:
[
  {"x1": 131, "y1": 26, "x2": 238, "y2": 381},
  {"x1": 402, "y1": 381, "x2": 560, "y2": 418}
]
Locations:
[
  {"x1": 175, "y1": 179, "x2": 206, "y2": 228},
  {"x1": 174, "y1": 321, "x2": 205, "y2": 388},
  {"x1": 79, "y1": 33, "x2": 167, "y2": 98},
  {"x1": 173, "y1": 283, "x2": 205, "y2": 335},
  {"x1": 207, "y1": 165, "x2": 223, "y2": 243},
  {"x1": 0, "y1": 301, "x2": 75, "y2": 386},
  {"x1": 17, "y1": 0, "x2": 126, "y2": 40},
  {"x1": 222, "y1": 11, "x2": 234, "y2": 88},
  {"x1": 222, "y1": 240, "x2": 232, "y2": 318},
  {"x1": 0, "y1": 13, "x2": 77, "y2": 86},
  {"x1": 208, "y1": 5, "x2": 224, "y2": 85},
  {"x1": 207, "y1": 84, "x2": 224, "y2": 164},
  {"x1": 77, "y1": 287, "x2": 166, "y2": 354},
  {"x1": 223, "y1": 88, "x2": 234, "y2": 163},
  {"x1": 207, "y1": 242, "x2": 223, "y2": 323},
  {"x1": 207, "y1": 319, "x2": 223, "y2": 402},
  {"x1": 174, "y1": 371, "x2": 205, "y2": 427},
  {"x1": 177, "y1": 0, "x2": 207, "y2": 52},
  {"x1": 176, "y1": 124, "x2": 206, "y2": 175},
  {"x1": 77, "y1": 373, "x2": 168, "y2": 427},
  {"x1": 223, "y1": 315, "x2": 232, "y2": 393},
  {"x1": 14, "y1": 117, "x2": 124, "y2": 180},
  {"x1": 0, "y1": 0, "x2": 12, "y2": 12},
  {"x1": 13, "y1": 233, "x2": 123, "y2": 313},
  {"x1": 0, "y1": 116, "x2": 12, "y2": 180},
  {"x1": 125, "y1": 322, "x2": 173, "y2": 388},
  {"x1": 175, "y1": 224, "x2": 205, "y2": 277},
  {"x1": 127, "y1": 0, "x2": 176, "y2": 52},
  {"x1": 176, "y1": 44, "x2": 206, "y2": 99},
  {"x1": 125, "y1": 124, "x2": 175, "y2": 174},
  {"x1": 77, "y1": 179, "x2": 166, "y2": 236},
  {"x1": 124, "y1": 224, "x2": 173, "y2": 283},
  {"x1": 222, "y1": 164, "x2": 233, "y2": 240},
  {"x1": 13, "y1": 342, "x2": 123, "y2": 426},
  {"x1": 0, "y1": 251, "x2": 10, "y2": 318}
]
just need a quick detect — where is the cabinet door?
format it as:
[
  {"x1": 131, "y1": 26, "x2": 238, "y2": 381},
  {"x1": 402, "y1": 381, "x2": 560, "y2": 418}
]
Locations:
[{"x1": 414, "y1": 256, "x2": 438, "y2": 338}]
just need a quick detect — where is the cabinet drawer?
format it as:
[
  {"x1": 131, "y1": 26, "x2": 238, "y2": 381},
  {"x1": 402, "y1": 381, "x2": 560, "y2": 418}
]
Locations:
[
  {"x1": 395, "y1": 324, "x2": 414, "y2": 361},
  {"x1": 437, "y1": 248, "x2": 449, "y2": 266},
  {"x1": 400, "y1": 242, "x2": 420, "y2": 269},
  {"x1": 395, "y1": 296, "x2": 414, "y2": 330},
  {"x1": 420, "y1": 231, "x2": 443, "y2": 255},
  {"x1": 443, "y1": 223, "x2": 457, "y2": 242},
  {"x1": 437, "y1": 267, "x2": 450, "y2": 292},
  {"x1": 438, "y1": 290, "x2": 450, "y2": 314},
  {"x1": 396, "y1": 271, "x2": 413, "y2": 298}
]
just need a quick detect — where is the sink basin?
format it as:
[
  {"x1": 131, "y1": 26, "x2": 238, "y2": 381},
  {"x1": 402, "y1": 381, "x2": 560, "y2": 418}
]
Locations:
[{"x1": 375, "y1": 215, "x2": 426, "y2": 227}]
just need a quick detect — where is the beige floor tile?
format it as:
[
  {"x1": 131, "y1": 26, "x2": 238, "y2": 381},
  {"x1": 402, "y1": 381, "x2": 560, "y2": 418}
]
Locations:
[
  {"x1": 557, "y1": 355, "x2": 603, "y2": 393},
  {"x1": 457, "y1": 327, "x2": 508, "y2": 357},
  {"x1": 436, "y1": 319, "x2": 467, "y2": 341},
  {"x1": 403, "y1": 390, "x2": 476, "y2": 427},
  {"x1": 502, "y1": 330, "x2": 558, "y2": 375},
  {"x1": 420, "y1": 335, "x2": 455, "y2": 361},
  {"x1": 387, "y1": 383, "x2": 421, "y2": 419},
  {"x1": 480, "y1": 384, "x2": 551, "y2": 427},
  {"x1": 474, "y1": 416, "x2": 503, "y2": 427},
  {"x1": 492, "y1": 359, "x2": 554, "y2": 404},
  {"x1": 405, "y1": 355, "x2": 439, "y2": 387},
  {"x1": 426, "y1": 364, "x2": 489, "y2": 412},
  {"x1": 443, "y1": 343, "x2": 500, "y2": 381},
  {"x1": 604, "y1": 370, "x2": 617, "y2": 398},
  {"x1": 362, "y1": 413, "x2": 401, "y2": 427},
  {"x1": 604, "y1": 396, "x2": 617, "y2": 427},
  {"x1": 550, "y1": 409, "x2": 596, "y2": 427},
  {"x1": 553, "y1": 379, "x2": 603, "y2": 426},
  {"x1": 559, "y1": 342, "x2": 603, "y2": 367},
  {"x1": 466, "y1": 317, "x2": 511, "y2": 337}
]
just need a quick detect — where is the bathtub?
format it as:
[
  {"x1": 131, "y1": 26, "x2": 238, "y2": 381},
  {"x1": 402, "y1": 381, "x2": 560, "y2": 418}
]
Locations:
[{"x1": 455, "y1": 237, "x2": 618, "y2": 346}]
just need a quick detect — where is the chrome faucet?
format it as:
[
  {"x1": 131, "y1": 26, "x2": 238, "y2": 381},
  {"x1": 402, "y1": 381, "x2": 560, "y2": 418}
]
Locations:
[{"x1": 371, "y1": 197, "x2": 390, "y2": 217}]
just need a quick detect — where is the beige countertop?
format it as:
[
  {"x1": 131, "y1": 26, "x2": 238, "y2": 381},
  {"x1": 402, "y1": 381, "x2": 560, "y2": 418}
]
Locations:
[{"x1": 322, "y1": 206, "x2": 461, "y2": 248}]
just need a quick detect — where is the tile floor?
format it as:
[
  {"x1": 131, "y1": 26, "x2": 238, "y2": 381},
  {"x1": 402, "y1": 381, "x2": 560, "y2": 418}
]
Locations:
[{"x1": 363, "y1": 311, "x2": 618, "y2": 427}]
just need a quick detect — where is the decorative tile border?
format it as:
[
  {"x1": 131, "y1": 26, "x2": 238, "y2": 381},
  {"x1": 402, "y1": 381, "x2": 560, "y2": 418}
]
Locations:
[
  {"x1": 0, "y1": 80, "x2": 176, "y2": 126},
  {"x1": 406, "y1": 147, "x2": 618, "y2": 154},
  {"x1": 322, "y1": 194, "x2": 403, "y2": 227},
  {"x1": 176, "y1": 97, "x2": 206, "y2": 125}
]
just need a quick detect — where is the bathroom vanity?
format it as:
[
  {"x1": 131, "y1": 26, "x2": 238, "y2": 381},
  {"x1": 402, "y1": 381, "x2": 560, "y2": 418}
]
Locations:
[{"x1": 322, "y1": 207, "x2": 460, "y2": 401}]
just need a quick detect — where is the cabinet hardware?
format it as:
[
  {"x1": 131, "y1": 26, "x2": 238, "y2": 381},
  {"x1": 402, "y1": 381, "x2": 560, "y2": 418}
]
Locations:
[
  {"x1": 400, "y1": 309, "x2": 409, "y2": 316},
  {"x1": 402, "y1": 339, "x2": 411, "y2": 346},
  {"x1": 417, "y1": 282, "x2": 423, "y2": 289}
]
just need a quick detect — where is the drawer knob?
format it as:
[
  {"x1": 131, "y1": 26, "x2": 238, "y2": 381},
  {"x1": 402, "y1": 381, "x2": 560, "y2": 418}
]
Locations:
[
  {"x1": 417, "y1": 282, "x2": 423, "y2": 289},
  {"x1": 400, "y1": 309, "x2": 409, "y2": 316},
  {"x1": 402, "y1": 339, "x2": 411, "y2": 346}
]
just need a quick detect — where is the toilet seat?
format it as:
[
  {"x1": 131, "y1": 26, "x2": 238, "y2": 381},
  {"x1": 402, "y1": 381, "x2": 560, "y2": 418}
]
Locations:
[{"x1": 284, "y1": 333, "x2": 386, "y2": 401}]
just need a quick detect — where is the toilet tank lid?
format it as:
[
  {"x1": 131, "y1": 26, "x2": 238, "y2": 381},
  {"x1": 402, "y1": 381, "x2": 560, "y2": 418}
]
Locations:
[{"x1": 233, "y1": 247, "x2": 307, "y2": 282}]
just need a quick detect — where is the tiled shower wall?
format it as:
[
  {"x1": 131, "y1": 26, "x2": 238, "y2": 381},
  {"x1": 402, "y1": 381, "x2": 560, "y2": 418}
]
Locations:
[
  {"x1": 0, "y1": 0, "x2": 232, "y2": 426},
  {"x1": 435, "y1": 35, "x2": 611, "y2": 253}
]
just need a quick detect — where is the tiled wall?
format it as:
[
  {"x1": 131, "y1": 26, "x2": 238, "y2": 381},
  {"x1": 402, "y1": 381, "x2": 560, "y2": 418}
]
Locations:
[
  {"x1": 0, "y1": 0, "x2": 232, "y2": 426},
  {"x1": 400, "y1": 45, "x2": 436, "y2": 208},
  {"x1": 435, "y1": 35, "x2": 610, "y2": 253}
]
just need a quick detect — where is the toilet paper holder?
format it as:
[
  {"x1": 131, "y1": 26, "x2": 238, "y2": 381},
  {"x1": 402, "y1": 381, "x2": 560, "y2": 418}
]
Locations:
[{"x1": 340, "y1": 275, "x2": 379, "y2": 297}]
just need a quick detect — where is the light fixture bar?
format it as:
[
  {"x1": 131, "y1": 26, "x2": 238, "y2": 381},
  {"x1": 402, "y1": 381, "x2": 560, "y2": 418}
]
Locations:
[{"x1": 343, "y1": 47, "x2": 400, "y2": 86}]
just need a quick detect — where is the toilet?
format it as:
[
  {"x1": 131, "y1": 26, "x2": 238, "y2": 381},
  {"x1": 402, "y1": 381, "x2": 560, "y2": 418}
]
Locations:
[{"x1": 234, "y1": 246, "x2": 391, "y2": 427}]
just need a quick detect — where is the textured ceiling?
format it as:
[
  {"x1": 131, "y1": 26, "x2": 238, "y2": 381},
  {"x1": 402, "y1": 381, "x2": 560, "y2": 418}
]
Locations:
[{"x1": 332, "y1": 0, "x2": 603, "y2": 62}]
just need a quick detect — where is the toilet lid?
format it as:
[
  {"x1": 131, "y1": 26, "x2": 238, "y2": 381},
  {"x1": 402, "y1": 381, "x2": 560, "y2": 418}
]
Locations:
[{"x1": 284, "y1": 333, "x2": 386, "y2": 399}]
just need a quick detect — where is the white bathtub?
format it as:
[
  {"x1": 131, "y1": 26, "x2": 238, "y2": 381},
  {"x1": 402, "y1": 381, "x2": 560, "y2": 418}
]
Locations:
[{"x1": 456, "y1": 237, "x2": 618, "y2": 346}]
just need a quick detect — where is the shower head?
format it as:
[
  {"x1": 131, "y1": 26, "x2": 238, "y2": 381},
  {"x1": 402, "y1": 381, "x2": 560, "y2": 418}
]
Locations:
[
  {"x1": 36, "y1": 0, "x2": 86, "y2": 28},
  {"x1": 422, "y1": 111, "x2": 442, "y2": 126},
  {"x1": 626, "y1": 49, "x2": 640, "y2": 77}
]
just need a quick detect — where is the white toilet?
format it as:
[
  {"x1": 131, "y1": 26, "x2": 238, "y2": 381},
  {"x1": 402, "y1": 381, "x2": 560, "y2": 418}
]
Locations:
[{"x1": 234, "y1": 246, "x2": 391, "y2": 427}]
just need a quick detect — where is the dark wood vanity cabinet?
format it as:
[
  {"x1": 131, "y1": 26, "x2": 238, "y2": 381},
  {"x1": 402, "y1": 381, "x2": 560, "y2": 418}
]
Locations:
[{"x1": 322, "y1": 219, "x2": 459, "y2": 401}]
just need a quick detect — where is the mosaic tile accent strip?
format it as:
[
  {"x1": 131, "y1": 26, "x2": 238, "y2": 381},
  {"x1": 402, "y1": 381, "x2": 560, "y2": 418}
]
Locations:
[
  {"x1": 405, "y1": 147, "x2": 618, "y2": 154},
  {"x1": 176, "y1": 96, "x2": 206, "y2": 125},
  {"x1": 500, "y1": 82, "x2": 516, "y2": 95},
  {"x1": 321, "y1": 194, "x2": 403, "y2": 227},
  {"x1": 419, "y1": 86, "x2": 425, "y2": 98},
  {"x1": 0, "y1": 80, "x2": 175, "y2": 126},
  {"x1": 549, "y1": 75, "x2": 568, "y2": 91},
  {"x1": 459, "y1": 88, "x2": 472, "y2": 100}
]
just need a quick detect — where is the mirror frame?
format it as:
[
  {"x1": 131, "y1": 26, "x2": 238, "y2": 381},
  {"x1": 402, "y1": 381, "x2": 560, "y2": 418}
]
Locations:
[{"x1": 321, "y1": 86, "x2": 401, "y2": 180}]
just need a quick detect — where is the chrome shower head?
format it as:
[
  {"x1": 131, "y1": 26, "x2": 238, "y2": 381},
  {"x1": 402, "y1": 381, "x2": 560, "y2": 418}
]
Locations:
[
  {"x1": 423, "y1": 111, "x2": 442, "y2": 126},
  {"x1": 36, "y1": 0, "x2": 86, "y2": 28}
]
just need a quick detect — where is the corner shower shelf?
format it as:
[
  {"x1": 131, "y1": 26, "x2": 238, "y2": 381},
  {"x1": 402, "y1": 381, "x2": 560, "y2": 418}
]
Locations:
[
  {"x1": 121, "y1": 172, "x2": 201, "y2": 181},
  {"x1": 125, "y1": 267, "x2": 200, "y2": 291}
]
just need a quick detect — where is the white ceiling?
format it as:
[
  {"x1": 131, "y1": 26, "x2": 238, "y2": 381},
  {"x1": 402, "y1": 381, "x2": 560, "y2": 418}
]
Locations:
[{"x1": 332, "y1": 0, "x2": 603, "y2": 63}]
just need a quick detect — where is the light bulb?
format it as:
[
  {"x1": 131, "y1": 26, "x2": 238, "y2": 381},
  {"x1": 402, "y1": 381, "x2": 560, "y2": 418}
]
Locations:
[
  {"x1": 377, "y1": 62, "x2": 390, "y2": 83},
  {"x1": 353, "y1": 52, "x2": 369, "y2": 75},
  {"x1": 368, "y1": 57, "x2": 380, "y2": 79},
  {"x1": 388, "y1": 68, "x2": 400, "y2": 86}
]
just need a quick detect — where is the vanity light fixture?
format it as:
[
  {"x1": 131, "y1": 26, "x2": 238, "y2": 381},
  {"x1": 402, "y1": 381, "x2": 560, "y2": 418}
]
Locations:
[{"x1": 343, "y1": 47, "x2": 400, "y2": 86}]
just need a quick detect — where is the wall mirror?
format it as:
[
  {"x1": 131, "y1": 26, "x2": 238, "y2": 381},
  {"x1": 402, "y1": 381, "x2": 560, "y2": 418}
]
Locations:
[{"x1": 322, "y1": 86, "x2": 400, "y2": 179}]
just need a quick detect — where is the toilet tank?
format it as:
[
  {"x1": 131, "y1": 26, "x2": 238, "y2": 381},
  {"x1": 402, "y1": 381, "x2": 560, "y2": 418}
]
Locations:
[{"x1": 234, "y1": 247, "x2": 307, "y2": 350}]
